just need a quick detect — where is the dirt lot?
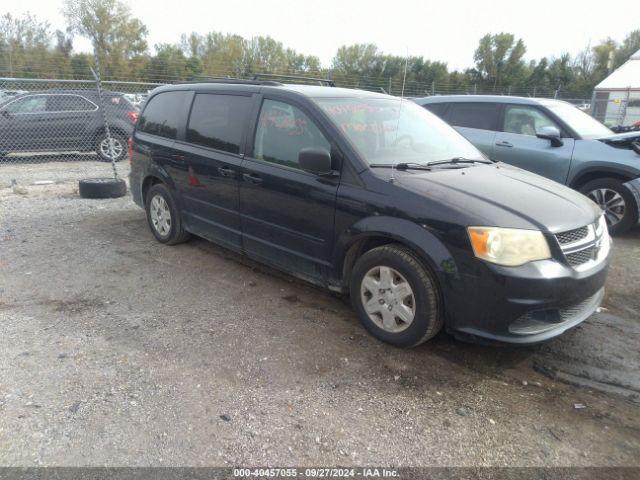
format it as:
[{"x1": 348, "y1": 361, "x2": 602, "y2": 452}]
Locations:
[{"x1": 1, "y1": 163, "x2": 639, "y2": 467}]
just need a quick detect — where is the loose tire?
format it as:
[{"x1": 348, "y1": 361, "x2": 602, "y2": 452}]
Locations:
[
  {"x1": 580, "y1": 178, "x2": 638, "y2": 235},
  {"x1": 350, "y1": 244, "x2": 442, "y2": 347},
  {"x1": 78, "y1": 177, "x2": 126, "y2": 199},
  {"x1": 145, "y1": 183, "x2": 191, "y2": 245},
  {"x1": 95, "y1": 133, "x2": 127, "y2": 162}
]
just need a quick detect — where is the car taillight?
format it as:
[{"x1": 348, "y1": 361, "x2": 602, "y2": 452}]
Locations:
[
  {"x1": 128, "y1": 137, "x2": 134, "y2": 163},
  {"x1": 127, "y1": 111, "x2": 139, "y2": 124}
]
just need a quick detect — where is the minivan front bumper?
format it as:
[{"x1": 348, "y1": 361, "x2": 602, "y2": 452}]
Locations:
[{"x1": 444, "y1": 253, "x2": 609, "y2": 345}]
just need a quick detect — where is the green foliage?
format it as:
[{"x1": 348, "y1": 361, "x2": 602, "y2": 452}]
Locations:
[
  {"x1": 473, "y1": 33, "x2": 527, "y2": 87},
  {"x1": 63, "y1": 0, "x2": 148, "y2": 78}
]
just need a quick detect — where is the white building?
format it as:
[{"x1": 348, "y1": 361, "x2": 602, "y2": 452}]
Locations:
[{"x1": 593, "y1": 49, "x2": 640, "y2": 126}]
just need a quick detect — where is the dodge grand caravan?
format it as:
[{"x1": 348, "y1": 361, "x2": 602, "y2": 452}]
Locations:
[{"x1": 130, "y1": 79, "x2": 610, "y2": 347}]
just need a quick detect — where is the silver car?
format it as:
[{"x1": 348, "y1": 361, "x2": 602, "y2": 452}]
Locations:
[{"x1": 413, "y1": 95, "x2": 640, "y2": 235}]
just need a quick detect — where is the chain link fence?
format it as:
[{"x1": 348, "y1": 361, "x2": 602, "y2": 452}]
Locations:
[
  {"x1": 592, "y1": 89, "x2": 640, "y2": 131},
  {"x1": 0, "y1": 77, "x2": 163, "y2": 190},
  {"x1": 0, "y1": 71, "x2": 614, "y2": 191}
]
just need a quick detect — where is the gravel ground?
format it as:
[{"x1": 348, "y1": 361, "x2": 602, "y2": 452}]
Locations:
[
  {"x1": 0, "y1": 156, "x2": 121, "y2": 188},
  {"x1": 1, "y1": 164, "x2": 639, "y2": 467}
]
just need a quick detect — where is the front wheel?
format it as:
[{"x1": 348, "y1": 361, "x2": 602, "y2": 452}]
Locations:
[
  {"x1": 350, "y1": 244, "x2": 442, "y2": 348},
  {"x1": 580, "y1": 178, "x2": 638, "y2": 235},
  {"x1": 95, "y1": 133, "x2": 127, "y2": 162}
]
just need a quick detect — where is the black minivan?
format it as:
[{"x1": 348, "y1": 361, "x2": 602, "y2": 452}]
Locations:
[{"x1": 130, "y1": 79, "x2": 611, "y2": 347}]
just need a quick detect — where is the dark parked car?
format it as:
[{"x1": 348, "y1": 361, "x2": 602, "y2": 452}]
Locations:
[
  {"x1": 413, "y1": 95, "x2": 640, "y2": 235},
  {"x1": 130, "y1": 80, "x2": 610, "y2": 347},
  {"x1": 0, "y1": 89, "x2": 139, "y2": 161}
]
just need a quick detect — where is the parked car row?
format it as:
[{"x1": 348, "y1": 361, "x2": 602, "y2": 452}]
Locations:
[
  {"x1": 129, "y1": 79, "x2": 614, "y2": 348},
  {"x1": 413, "y1": 95, "x2": 640, "y2": 235},
  {"x1": 0, "y1": 89, "x2": 139, "y2": 161}
]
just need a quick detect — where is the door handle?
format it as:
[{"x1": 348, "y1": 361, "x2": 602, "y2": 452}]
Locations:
[
  {"x1": 242, "y1": 173, "x2": 263, "y2": 185},
  {"x1": 218, "y1": 166, "x2": 236, "y2": 178},
  {"x1": 495, "y1": 140, "x2": 513, "y2": 148},
  {"x1": 171, "y1": 154, "x2": 186, "y2": 161}
]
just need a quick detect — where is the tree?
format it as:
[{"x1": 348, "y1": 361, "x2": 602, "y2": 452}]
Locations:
[
  {"x1": 63, "y1": 0, "x2": 148, "y2": 78},
  {"x1": 332, "y1": 44, "x2": 381, "y2": 76},
  {"x1": 615, "y1": 29, "x2": 640, "y2": 67},
  {"x1": 473, "y1": 33, "x2": 527, "y2": 90},
  {"x1": 0, "y1": 12, "x2": 53, "y2": 76}
]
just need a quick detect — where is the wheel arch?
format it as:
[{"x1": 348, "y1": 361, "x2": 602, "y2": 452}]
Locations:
[
  {"x1": 92, "y1": 125, "x2": 131, "y2": 144},
  {"x1": 569, "y1": 167, "x2": 636, "y2": 190},
  {"x1": 332, "y1": 216, "x2": 458, "y2": 292},
  {"x1": 141, "y1": 167, "x2": 177, "y2": 205}
]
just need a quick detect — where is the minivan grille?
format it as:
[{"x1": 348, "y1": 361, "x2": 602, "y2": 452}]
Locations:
[
  {"x1": 565, "y1": 246, "x2": 596, "y2": 266},
  {"x1": 554, "y1": 223, "x2": 606, "y2": 270},
  {"x1": 509, "y1": 289, "x2": 603, "y2": 335},
  {"x1": 555, "y1": 226, "x2": 589, "y2": 245}
]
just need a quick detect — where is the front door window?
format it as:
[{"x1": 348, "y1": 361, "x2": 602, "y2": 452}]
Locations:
[
  {"x1": 503, "y1": 105, "x2": 558, "y2": 136},
  {"x1": 253, "y1": 99, "x2": 330, "y2": 169}
]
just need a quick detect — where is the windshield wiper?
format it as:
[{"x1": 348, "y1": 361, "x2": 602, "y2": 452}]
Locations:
[
  {"x1": 426, "y1": 157, "x2": 494, "y2": 167},
  {"x1": 369, "y1": 162, "x2": 432, "y2": 170}
]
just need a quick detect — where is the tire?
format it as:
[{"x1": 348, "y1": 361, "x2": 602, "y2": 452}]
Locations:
[
  {"x1": 350, "y1": 244, "x2": 442, "y2": 348},
  {"x1": 95, "y1": 132, "x2": 127, "y2": 162},
  {"x1": 579, "y1": 178, "x2": 639, "y2": 235},
  {"x1": 78, "y1": 177, "x2": 126, "y2": 199},
  {"x1": 145, "y1": 183, "x2": 191, "y2": 245}
]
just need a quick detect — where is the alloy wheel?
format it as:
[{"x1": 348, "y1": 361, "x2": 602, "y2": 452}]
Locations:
[
  {"x1": 99, "y1": 137, "x2": 124, "y2": 160},
  {"x1": 587, "y1": 188, "x2": 626, "y2": 227}
]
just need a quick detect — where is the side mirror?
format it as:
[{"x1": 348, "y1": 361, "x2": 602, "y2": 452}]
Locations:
[
  {"x1": 298, "y1": 147, "x2": 334, "y2": 176},
  {"x1": 536, "y1": 126, "x2": 563, "y2": 147}
]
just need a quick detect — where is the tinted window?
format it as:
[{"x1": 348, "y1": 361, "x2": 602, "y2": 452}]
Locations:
[
  {"x1": 4, "y1": 96, "x2": 47, "y2": 113},
  {"x1": 422, "y1": 102, "x2": 447, "y2": 119},
  {"x1": 254, "y1": 99, "x2": 330, "y2": 169},
  {"x1": 446, "y1": 103, "x2": 498, "y2": 130},
  {"x1": 138, "y1": 91, "x2": 191, "y2": 139},
  {"x1": 503, "y1": 105, "x2": 558, "y2": 136},
  {"x1": 47, "y1": 95, "x2": 95, "y2": 112},
  {"x1": 186, "y1": 94, "x2": 251, "y2": 154}
]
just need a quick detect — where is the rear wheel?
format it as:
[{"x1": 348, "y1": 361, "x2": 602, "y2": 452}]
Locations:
[
  {"x1": 350, "y1": 244, "x2": 442, "y2": 348},
  {"x1": 95, "y1": 133, "x2": 127, "y2": 162},
  {"x1": 580, "y1": 178, "x2": 638, "y2": 235},
  {"x1": 145, "y1": 183, "x2": 191, "y2": 245}
]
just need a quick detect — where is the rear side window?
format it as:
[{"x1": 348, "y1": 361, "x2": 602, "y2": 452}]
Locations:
[
  {"x1": 446, "y1": 102, "x2": 499, "y2": 131},
  {"x1": 47, "y1": 95, "x2": 95, "y2": 112},
  {"x1": 186, "y1": 94, "x2": 252, "y2": 154},
  {"x1": 422, "y1": 103, "x2": 447, "y2": 119},
  {"x1": 138, "y1": 91, "x2": 191, "y2": 139}
]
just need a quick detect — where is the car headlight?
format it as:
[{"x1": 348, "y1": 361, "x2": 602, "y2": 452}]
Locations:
[
  {"x1": 595, "y1": 215, "x2": 611, "y2": 257},
  {"x1": 595, "y1": 214, "x2": 607, "y2": 238},
  {"x1": 467, "y1": 227, "x2": 551, "y2": 267}
]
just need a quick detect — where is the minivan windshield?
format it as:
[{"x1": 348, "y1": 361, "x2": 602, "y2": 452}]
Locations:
[
  {"x1": 544, "y1": 102, "x2": 612, "y2": 139},
  {"x1": 315, "y1": 97, "x2": 484, "y2": 166}
]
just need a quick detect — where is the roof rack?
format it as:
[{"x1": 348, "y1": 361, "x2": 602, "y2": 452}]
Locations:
[
  {"x1": 185, "y1": 76, "x2": 283, "y2": 86},
  {"x1": 252, "y1": 73, "x2": 336, "y2": 87}
]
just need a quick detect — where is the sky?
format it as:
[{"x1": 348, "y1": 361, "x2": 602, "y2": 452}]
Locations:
[{"x1": 9, "y1": 0, "x2": 640, "y2": 70}]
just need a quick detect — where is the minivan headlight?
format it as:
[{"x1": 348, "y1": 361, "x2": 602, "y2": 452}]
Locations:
[{"x1": 467, "y1": 227, "x2": 551, "y2": 267}]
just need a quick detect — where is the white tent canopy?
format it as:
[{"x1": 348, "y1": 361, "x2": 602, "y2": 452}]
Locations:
[{"x1": 595, "y1": 49, "x2": 640, "y2": 90}]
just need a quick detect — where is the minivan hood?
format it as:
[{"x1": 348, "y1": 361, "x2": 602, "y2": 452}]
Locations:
[{"x1": 389, "y1": 163, "x2": 601, "y2": 232}]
